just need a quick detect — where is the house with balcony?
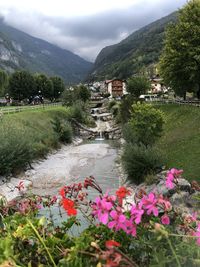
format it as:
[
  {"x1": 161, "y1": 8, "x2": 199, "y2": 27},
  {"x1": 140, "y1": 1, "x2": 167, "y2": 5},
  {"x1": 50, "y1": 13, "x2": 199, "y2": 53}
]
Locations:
[{"x1": 105, "y1": 79, "x2": 126, "y2": 98}]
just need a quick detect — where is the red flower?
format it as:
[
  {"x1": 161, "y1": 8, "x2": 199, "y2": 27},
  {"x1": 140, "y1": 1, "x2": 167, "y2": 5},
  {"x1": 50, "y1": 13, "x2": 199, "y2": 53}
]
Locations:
[
  {"x1": 116, "y1": 186, "x2": 131, "y2": 199},
  {"x1": 59, "y1": 186, "x2": 67, "y2": 198},
  {"x1": 105, "y1": 240, "x2": 121, "y2": 249},
  {"x1": 62, "y1": 198, "x2": 77, "y2": 216}
]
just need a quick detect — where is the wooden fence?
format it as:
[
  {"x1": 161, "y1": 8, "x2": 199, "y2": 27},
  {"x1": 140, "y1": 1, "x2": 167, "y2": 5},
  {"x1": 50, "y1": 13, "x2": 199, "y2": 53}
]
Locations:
[{"x1": 0, "y1": 102, "x2": 62, "y2": 115}]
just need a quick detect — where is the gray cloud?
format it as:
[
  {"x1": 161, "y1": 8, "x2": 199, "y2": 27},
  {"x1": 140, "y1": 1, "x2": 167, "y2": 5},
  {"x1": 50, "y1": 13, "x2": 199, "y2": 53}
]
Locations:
[{"x1": 0, "y1": 0, "x2": 186, "y2": 61}]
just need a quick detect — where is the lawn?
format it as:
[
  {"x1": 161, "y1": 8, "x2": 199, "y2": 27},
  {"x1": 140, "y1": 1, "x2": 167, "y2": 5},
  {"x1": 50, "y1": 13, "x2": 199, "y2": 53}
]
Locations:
[{"x1": 156, "y1": 104, "x2": 200, "y2": 182}]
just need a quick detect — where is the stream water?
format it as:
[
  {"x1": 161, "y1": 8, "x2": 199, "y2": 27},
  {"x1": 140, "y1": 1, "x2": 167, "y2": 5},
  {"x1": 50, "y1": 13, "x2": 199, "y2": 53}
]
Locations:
[{"x1": 35, "y1": 139, "x2": 120, "y2": 233}]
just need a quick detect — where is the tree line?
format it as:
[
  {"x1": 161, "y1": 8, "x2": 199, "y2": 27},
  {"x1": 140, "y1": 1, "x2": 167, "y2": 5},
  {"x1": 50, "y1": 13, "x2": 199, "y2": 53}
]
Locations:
[{"x1": 0, "y1": 70, "x2": 65, "y2": 101}]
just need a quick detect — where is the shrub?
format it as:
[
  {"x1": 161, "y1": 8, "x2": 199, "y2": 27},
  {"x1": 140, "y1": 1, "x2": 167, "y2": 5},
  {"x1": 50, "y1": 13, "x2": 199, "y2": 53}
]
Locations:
[
  {"x1": 122, "y1": 143, "x2": 163, "y2": 184},
  {"x1": 129, "y1": 103, "x2": 165, "y2": 146},
  {"x1": 70, "y1": 102, "x2": 86, "y2": 123},
  {"x1": 0, "y1": 124, "x2": 33, "y2": 175},
  {"x1": 51, "y1": 117, "x2": 73, "y2": 143},
  {"x1": 108, "y1": 100, "x2": 117, "y2": 110}
]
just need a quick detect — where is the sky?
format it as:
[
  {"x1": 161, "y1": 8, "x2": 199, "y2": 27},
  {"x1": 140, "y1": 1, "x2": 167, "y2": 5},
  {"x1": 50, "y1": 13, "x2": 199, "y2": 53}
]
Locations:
[{"x1": 0, "y1": 0, "x2": 187, "y2": 62}]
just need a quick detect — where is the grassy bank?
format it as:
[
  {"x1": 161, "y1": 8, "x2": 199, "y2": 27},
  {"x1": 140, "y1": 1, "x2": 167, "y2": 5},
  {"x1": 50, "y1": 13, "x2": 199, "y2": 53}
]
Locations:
[
  {"x1": 156, "y1": 104, "x2": 200, "y2": 182},
  {"x1": 0, "y1": 107, "x2": 72, "y2": 175}
]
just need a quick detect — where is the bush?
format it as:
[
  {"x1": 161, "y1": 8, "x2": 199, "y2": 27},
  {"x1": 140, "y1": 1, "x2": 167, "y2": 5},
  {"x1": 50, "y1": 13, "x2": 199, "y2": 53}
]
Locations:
[
  {"x1": 129, "y1": 103, "x2": 165, "y2": 146},
  {"x1": 0, "y1": 124, "x2": 33, "y2": 175},
  {"x1": 51, "y1": 117, "x2": 73, "y2": 143},
  {"x1": 70, "y1": 102, "x2": 86, "y2": 123},
  {"x1": 122, "y1": 143, "x2": 163, "y2": 184}
]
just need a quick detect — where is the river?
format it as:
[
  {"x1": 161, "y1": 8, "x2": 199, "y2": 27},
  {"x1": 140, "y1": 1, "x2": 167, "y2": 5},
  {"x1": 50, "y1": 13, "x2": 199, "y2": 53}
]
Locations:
[{"x1": 24, "y1": 139, "x2": 120, "y2": 232}]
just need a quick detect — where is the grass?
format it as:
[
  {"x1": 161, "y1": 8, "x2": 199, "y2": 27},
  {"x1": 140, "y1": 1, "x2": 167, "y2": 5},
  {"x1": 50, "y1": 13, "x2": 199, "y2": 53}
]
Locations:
[
  {"x1": 0, "y1": 107, "x2": 72, "y2": 175},
  {"x1": 155, "y1": 104, "x2": 200, "y2": 182}
]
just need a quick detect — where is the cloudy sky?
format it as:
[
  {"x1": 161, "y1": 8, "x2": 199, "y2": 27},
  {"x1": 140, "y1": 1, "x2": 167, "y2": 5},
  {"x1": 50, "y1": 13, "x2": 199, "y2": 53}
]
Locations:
[{"x1": 0, "y1": 0, "x2": 187, "y2": 62}]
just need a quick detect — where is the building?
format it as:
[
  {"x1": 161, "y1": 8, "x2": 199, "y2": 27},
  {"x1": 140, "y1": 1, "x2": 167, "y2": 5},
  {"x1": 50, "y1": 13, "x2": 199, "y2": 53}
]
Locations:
[
  {"x1": 150, "y1": 77, "x2": 168, "y2": 94},
  {"x1": 105, "y1": 79, "x2": 126, "y2": 98}
]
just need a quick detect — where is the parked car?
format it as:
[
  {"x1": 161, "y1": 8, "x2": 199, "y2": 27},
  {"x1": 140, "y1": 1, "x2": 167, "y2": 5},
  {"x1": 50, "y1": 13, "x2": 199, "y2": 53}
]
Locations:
[{"x1": 139, "y1": 94, "x2": 159, "y2": 101}]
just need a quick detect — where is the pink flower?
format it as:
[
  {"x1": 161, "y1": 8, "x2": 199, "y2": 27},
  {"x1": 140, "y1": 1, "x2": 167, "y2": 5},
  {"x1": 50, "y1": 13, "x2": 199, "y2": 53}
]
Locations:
[
  {"x1": 140, "y1": 192, "x2": 159, "y2": 217},
  {"x1": 131, "y1": 205, "x2": 144, "y2": 224},
  {"x1": 161, "y1": 214, "x2": 170, "y2": 225},
  {"x1": 166, "y1": 172, "x2": 175, "y2": 189},
  {"x1": 92, "y1": 196, "x2": 113, "y2": 224},
  {"x1": 166, "y1": 168, "x2": 183, "y2": 189},
  {"x1": 194, "y1": 223, "x2": 200, "y2": 246},
  {"x1": 157, "y1": 195, "x2": 172, "y2": 211},
  {"x1": 124, "y1": 219, "x2": 137, "y2": 237},
  {"x1": 108, "y1": 210, "x2": 126, "y2": 231}
]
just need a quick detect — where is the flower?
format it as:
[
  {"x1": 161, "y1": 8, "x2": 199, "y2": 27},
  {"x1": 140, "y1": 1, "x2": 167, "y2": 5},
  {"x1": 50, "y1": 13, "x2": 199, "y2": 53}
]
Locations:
[
  {"x1": 92, "y1": 196, "x2": 113, "y2": 224},
  {"x1": 16, "y1": 181, "x2": 25, "y2": 192},
  {"x1": 116, "y1": 186, "x2": 131, "y2": 199},
  {"x1": 166, "y1": 168, "x2": 183, "y2": 189},
  {"x1": 131, "y1": 205, "x2": 144, "y2": 224},
  {"x1": 105, "y1": 240, "x2": 121, "y2": 249},
  {"x1": 140, "y1": 192, "x2": 159, "y2": 217},
  {"x1": 108, "y1": 210, "x2": 126, "y2": 231},
  {"x1": 124, "y1": 218, "x2": 137, "y2": 237},
  {"x1": 62, "y1": 198, "x2": 77, "y2": 216},
  {"x1": 194, "y1": 223, "x2": 200, "y2": 246},
  {"x1": 161, "y1": 214, "x2": 170, "y2": 225}
]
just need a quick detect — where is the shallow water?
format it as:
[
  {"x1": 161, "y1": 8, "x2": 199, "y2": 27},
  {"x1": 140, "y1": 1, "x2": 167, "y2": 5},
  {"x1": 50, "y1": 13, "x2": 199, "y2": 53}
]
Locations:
[{"x1": 38, "y1": 140, "x2": 120, "y2": 234}]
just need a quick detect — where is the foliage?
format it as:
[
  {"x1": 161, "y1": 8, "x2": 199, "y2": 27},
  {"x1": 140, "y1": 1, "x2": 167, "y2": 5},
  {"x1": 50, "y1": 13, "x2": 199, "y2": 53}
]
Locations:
[
  {"x1": 119, "y1": 95, "x2": 135, "y2": 123},
  {"x1": 51, "y1": 117, "x2": 73, "y2": 143},
  {"x1": 126, "y1": 76, "x2": 151, "y2": 98},
  {"x1": 8, "y1": 70, "x2": 35, "y2": 101},
  {"x1": 62, "y1": 85, "x2": 90, "y2": 106},
  {"x1": 155, "y1": 104, "x2": 200, "y2": 182},
  {"x1": 128, "y1": 103, "x2": 165, "y2": 147},
  {"x1": 50, "y1": 76, "x2": 65, "y2": 99},
  {"x1": 122, "y1": 143, "x2": 163, "y2": 184},
  {"x1": 0, "y1": 172, "x2": 199, "y2": 266},
  {"x1": 78, "y1": 85, "x2": 91, "y2": 102},
  {"x1": 0, "y1": 107, "x2": 72, "y2": 175},
  {"x1": 88, "y1": 12, "x2": 177, "y2": 80},
  {"x1": 34, "y1": 73, "x2": 53, "y2": 100},
  {"x1": 159, "y1": 0, "x2": 200, "y2": 99},
  {"x1": 0, "y1": 69, "x2": 8, "y2": 96}
]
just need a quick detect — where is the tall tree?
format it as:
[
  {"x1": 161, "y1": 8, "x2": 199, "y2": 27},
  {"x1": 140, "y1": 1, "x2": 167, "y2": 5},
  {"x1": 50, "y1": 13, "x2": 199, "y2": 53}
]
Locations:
[
  {"x1": 126, "y1": 76, "x2": 151, "y2": 98},
  {"x1": 34, "y1": 74, "x2": 53, "y2": 100},
  {"x1": 8, "y1": 71, "x2": 35, "y2": 101},
  {"x1": 50, "y1": 76, "x2": 65, "y2": 99},
  {"x1": 0, "y1": 69, "x2": 8, "y2": 97},
  {"x1": 159, "y1": 0, "x2": 200, "y2": 99},
  {"x1": 78, "y1": 85, "x2": 91, "y2": 102}
]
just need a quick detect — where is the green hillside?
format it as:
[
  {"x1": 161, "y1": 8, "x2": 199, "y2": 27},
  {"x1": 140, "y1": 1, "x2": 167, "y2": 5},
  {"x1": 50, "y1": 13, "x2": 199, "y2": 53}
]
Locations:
[
  {"x1": 88, "y1": 12, "x2": 177, "y2": 81},
  {"x1": 0, "y1": 19, "x2": 93, "y2": 84},
  {"x1": 156, "y1": 104, "x2": 200, "y2": 182}
]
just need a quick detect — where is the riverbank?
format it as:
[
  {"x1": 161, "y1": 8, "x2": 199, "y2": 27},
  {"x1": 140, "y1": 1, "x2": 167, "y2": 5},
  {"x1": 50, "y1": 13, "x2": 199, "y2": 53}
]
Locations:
[
  {"x1": 0, "y1": 140, "x2": 120, "y2": 201},
  {"x1": 0, "y1": 107, "x2": 73, "y2": 176}
]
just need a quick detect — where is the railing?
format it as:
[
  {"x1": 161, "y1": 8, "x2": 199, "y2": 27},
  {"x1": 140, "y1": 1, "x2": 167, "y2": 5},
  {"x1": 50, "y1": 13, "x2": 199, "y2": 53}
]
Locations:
[
  {"x1": 0, "y1": 102, "x2": 62, "y2": 115},
  {"x1": 152, "y1": 99, "x2": 200, "y2": 107}
]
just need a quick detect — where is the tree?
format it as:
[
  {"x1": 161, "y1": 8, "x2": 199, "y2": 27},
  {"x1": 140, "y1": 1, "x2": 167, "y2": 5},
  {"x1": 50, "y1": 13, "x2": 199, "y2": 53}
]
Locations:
[
  {"x1": 8, "y1": 71, "x2": 35, "y2": 101},
  {"x1": 0, "y1": 69, "x2": 8, "y2": 97},
  {"x1": 50, "y1": 76, "x2": 65, "y2": 99},
  {"x1": 159, "y1": 0, "x2": 200, "y2": 99},
  {"x1": 34, "y1": 74, "x2": 53, "y2": 100},
  {"x1": 125, "y1": 103, "x2": 165, "y2": 147},
  {"x1": 78, "y1": 85, "x2": 91, "y2": 102},
  {"x1": 126, "y1": 76, "x2": 151, "y2": 98}
]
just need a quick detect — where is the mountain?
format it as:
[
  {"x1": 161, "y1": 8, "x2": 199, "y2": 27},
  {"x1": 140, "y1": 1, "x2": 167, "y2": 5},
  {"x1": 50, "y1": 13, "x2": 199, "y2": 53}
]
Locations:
[
  {"x1": 0, "y1": 19, "x2": 93, "y2": 84},
  {"x1": 88, "y1": 12, "x2": 177, "y2": 81}
]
